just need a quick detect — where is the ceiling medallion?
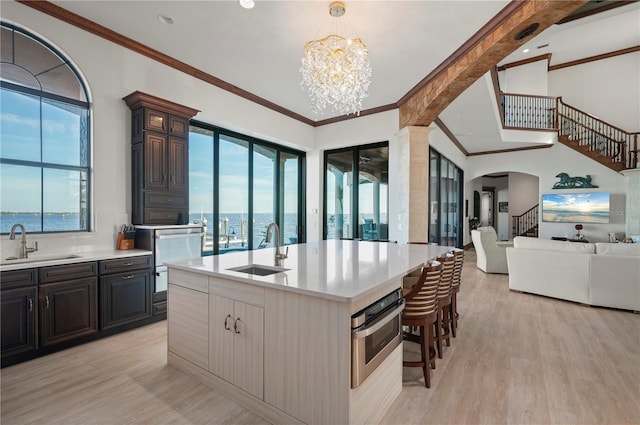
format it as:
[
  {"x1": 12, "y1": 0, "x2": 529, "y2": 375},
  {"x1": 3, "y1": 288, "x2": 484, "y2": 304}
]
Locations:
[{"x1": 300, "y1": 2, "x2": 371, "y2": 116}]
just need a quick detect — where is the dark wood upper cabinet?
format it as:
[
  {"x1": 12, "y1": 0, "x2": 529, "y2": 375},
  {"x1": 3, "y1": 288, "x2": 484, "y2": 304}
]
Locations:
[{"x1": 123, "y1": 91, "x2": 199, "y2": 225}]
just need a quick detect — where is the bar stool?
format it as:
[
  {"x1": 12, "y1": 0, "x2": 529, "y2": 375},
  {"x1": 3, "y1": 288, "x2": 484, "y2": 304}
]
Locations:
[
  {"x1": 449, "y1": 248, "x2": 464, "y2": 337},
  {"x1": 401, "y1": 261, "x2": 442, "y2": 388},
  {"x1": 435, "y1": 254, "x2": 455, "y2": 359}
]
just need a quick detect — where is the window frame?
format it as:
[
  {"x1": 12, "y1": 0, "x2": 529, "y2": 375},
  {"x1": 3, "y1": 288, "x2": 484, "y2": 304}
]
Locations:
[
  {"x1": 0, "y1": 22, "x2": 91, "y2": 235},
  {"x1": 322, "y1": 141, "x2": 389, "y2": 240},
  {"x1": 189, "y1": 120, "x2": 306, "y2": 255}
]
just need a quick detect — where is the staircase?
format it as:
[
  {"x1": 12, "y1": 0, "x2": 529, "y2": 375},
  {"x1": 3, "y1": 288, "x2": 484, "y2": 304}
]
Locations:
[
  {"x1": 512, "y1": 204, "x2": 538, "y2": 238},
  {"x1": 499, "y1": 93, "x2": 639, "y2": 172}
]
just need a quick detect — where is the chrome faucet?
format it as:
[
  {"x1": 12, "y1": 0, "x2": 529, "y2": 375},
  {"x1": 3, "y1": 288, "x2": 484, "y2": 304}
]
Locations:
[
  {"x1": 9, "y1": 224, "x2": 38, "y2": 259},
  {"x1": 265, "y1": 222, "x2": 288, "y2": 266}
]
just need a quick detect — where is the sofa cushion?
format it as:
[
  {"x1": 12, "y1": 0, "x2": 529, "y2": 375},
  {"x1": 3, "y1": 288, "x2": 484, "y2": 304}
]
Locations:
[
  {"x1": 513, "y1": 236, "x2": 595, "y2": 254},
  {"x1": 595, "y1": 243, "x2": 640, "y2": 257}
]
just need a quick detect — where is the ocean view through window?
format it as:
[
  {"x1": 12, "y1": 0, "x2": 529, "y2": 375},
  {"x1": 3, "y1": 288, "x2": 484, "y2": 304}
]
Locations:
[
  {"x1": 189, "y1": 122, "x2": 305, "y2": 255},
  {"x1": 0, "y1": 23, "x2": 90, "y2": 234}
]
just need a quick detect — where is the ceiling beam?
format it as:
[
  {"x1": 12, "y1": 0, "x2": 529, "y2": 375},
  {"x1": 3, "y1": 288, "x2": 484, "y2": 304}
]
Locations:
[{"x1": 398, "y1": 0, "x2": 589, "y2": 129}]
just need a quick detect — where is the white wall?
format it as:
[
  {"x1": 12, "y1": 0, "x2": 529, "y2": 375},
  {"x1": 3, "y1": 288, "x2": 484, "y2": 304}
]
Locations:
[
  {"x1": 499, "y1": 59, "x2": 549, "y2": 95},
  {"x1": 548, "y1": 53, "x2": 640, "y2": 132},
  {"x1": 467, "y1": 143, "x2": 626, "y2": 242},
  {"x1": 508, "y1": 172, "x2": 539, "y2": 238}
]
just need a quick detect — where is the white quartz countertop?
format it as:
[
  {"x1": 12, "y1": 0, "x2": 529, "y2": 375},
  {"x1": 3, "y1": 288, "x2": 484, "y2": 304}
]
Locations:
[
  {"x1": 166, "y1": 240, "x2": 451, "y2": 302},
  {"x1": 0, "y1": 249, "x2": 152, "y2": 272}
]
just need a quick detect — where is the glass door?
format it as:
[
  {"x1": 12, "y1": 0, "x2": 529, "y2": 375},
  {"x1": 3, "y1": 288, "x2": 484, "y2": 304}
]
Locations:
[
  {"x1": 358, "y1": 146, "x2": 388, "y2": 240},
  {"x1": 219, "y1": 135, "x2": 249, "y2": 253},
  {"x1": 253, "y1": 144, "x2": 276, "y2": 249},
  {"x1": 325, "y1": 150, "x2": 354, "y2": 239},
  {"x1": 280, "y1": 151, "x2": 301, "y2": 245}
]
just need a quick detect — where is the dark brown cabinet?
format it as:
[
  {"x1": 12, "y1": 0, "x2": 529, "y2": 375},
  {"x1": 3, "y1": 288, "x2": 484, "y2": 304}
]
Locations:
[
  {"x1": 123, "y1": 91, "x2": 199, "y2": 225},
  {"x1": 1, "y1": 255, "x2": 159, "y2": 367},
  {"x1": 99, "y1": 256, "x2": 152, "y2": 330},
  {"x1": 1, "y1": 270, "x2": 37, "y2": 362},
  {"x1": 39, "y1": 263, "x2": 98, "y2": 347}
]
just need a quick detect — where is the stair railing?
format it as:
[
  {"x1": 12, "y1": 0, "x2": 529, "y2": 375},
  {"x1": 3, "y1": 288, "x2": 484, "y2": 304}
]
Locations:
[
  {"x1": 512, "y1": 204, "x2": 538, "y2": 238},
  {"x1": 557, "y1": 98, "x2": 637, "y2": 169},
  {"x1": 501, "y1": 93, "x2": 557, "y2": 130}
]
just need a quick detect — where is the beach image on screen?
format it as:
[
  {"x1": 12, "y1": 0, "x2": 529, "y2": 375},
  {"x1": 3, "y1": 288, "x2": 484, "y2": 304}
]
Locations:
[{"x1": 542, "y1": 192, "x2": 610, "y2": 223}]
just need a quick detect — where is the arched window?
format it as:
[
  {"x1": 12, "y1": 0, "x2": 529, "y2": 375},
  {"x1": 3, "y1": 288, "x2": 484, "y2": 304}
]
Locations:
[{"x1": 1, "y1": 22, "x2": 91, "y2": 233}]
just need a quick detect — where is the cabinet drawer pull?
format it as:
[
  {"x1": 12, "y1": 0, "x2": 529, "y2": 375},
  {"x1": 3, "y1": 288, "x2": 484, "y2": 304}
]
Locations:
[
  {"x1": 224, "y1": 314, "x2": 232, "y2": 331},
  {"x1": 28, "y1": 298, "x2": 33, "y2": 312},
  {"x1": 122, "y1": 262, "x2": 134, "y2": 267},
  {"x1": 234, "y1": 317, "x2": 241, "y2": 334},
  {"x1": 44, "y1": 296, "x2": 50, "y2": 309},
  {"x1": 122, "y1": 275, "x2": 135, "y2": 279}
]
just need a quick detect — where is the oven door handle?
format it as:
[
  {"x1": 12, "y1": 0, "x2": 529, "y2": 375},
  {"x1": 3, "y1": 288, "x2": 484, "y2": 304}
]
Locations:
[{"x1": 352, "y1": 301, "x2": 404, "y2": 339}]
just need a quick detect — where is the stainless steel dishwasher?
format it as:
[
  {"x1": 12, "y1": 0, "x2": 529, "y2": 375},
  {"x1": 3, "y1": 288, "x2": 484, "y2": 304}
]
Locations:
[{"x1": 135, "y1": 225, "x2": 203, "y2": 315}]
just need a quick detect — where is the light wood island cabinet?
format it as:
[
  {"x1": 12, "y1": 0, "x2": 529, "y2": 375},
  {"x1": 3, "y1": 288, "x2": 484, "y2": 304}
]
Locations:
[{"x1": 165, "y1": 241, "x2": 450, "y2": 425}]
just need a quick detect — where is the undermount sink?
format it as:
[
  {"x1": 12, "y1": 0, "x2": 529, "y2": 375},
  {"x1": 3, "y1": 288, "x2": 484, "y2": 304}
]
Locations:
[
  {"x1": 227, "y1": 264, "x2": 290, "y2": 276},
  {"x1": 1, "y1": 254, "x2": 82, "y2": 265}
]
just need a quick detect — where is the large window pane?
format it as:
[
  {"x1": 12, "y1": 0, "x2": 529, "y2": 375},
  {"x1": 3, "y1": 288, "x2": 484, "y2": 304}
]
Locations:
[
  {"x1": 42, "y1": 98, "x2": 88, "y2": 166},
  {"x1": 1, "y1": 24, "x2": 91, "y2": 234},
  {"x1": 357, "y1": 146, "x2": 388, "y2": 240},
  {"x1": 219, "y1": 135, "x2": 249, "y2": 253},
  {"x1": 0, "y1": 89, "x2": 40, "y2": 162},
  {"x1": 281, "y1": 152, "x2": 299, "y2": 245},
  {"x1": 253, "y1": 145, "x2": 276, "y2": 249},
  {"x1": 189, "y1": 127, "x2": 214, "y2": 255},
  {"x1": 43, "y1": 168, "x2": 88, "y2": 232},
  {"x1": 429, "y1": 149, "x2": 463, "y2": 247},
  {"x1": 0, "y1": 164, "x2": 41, "y2": 233},
  {"x1": 326, "y1": 151, "x2": 353, "y2": 239}
]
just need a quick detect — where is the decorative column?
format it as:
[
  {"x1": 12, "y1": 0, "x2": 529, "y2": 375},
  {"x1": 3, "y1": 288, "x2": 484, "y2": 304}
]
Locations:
[
  {"x1": 621, "y1": 168, "x2": 640, "y2": 241},
  {"x1": 395, "y1": 126, "x2": 431, "y2": 243}
]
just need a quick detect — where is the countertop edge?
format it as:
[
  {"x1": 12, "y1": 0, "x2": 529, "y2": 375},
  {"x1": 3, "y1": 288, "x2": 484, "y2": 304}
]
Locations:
[
  {"x1": 166, "y1": 262, "x2": 356, "y2": 303},
  {"x1": 0, "y1": 249, "x2": 153, "y2": 272}
]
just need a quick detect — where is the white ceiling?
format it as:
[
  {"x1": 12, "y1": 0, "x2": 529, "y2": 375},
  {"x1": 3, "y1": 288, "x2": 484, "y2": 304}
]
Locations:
[{"x1": 48, "y1": 0, "x2": 639, "y2": 153}]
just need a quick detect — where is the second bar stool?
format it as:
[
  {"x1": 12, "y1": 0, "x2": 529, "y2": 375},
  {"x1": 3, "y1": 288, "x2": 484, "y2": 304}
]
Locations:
[{"x1": 434, "y1": 253, "x2": 455, "y2": 359}]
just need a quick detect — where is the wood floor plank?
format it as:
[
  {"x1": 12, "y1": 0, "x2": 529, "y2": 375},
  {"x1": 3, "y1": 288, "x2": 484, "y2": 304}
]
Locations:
[{"x1": 2, "y1": 249, "x2": 639, "y2": 424}]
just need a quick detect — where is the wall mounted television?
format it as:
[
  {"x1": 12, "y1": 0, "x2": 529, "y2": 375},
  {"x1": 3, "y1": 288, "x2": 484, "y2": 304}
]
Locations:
[{"x1": 541, "y1": 192, "x2": 610, "y2": 223}]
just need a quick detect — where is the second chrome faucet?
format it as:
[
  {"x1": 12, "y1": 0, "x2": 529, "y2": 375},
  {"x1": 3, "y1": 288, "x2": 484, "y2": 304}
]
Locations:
[{"x1": 265, "y1": 222, "x2": 288, "y2": 266}]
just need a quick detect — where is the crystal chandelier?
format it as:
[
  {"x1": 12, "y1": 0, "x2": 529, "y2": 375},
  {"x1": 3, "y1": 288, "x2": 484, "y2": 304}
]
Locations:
[{"x1": 300, "y1": 2, "x2": 371, "y2": 116}]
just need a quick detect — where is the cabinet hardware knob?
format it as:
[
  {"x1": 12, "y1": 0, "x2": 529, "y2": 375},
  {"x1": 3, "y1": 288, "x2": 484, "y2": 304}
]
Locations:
[
  {"x1": 28, "y1": 298, "x2": 33, "y2": 312},
  {"x1": 122, "y1": 275, "x2": 135, "y2": 279},
  {"x1": 234, "y1": 317, "x2": 241, "y2": 334},
  {"x1": 224, "y1": 314, "x2": 232, "y2": 331},
  {"x1": 44, "y1": 296, "x2": 50, "y2": 308}
]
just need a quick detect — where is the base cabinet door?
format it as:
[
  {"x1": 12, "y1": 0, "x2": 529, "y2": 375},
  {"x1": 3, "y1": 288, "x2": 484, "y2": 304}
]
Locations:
[
  {"x1": 209, "y1": 294, "x2": 234, "y2": 383},
  {"x1": 232, "y1": 301, "x2": 264, "y2": 399},
  {"x1": 100, "y1": 271, "x2": 152, "y2": 330},
  {"x1": 167, "y1": 283, "x2": 208, "y2": 369},
  {"x1": 1, "y1": 287, "x2": 37, "y2": 359},
  {"x1": 39, "y1": 277, "x2": 98, "y2": 347},
  {"x1": 209, "y1": 293, "x2": 264, "y2": 399}
]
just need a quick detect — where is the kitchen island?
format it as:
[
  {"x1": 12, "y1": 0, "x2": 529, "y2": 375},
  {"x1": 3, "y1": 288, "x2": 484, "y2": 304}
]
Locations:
[{"x1": 165, "y1": 240, "x2": 449, "y2": 425}]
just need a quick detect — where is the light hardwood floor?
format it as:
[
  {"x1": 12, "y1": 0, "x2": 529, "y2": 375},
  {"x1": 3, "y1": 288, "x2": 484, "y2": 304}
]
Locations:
[{"x1": 2, "y1": 249, "x2": 639, "y2": 425}]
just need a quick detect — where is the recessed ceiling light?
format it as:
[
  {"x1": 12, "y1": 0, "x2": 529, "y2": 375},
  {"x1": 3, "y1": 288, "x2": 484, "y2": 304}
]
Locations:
[
  {"x1": 522, "y1": 48, "x2": 530, "y2": 53},
  {"x1": 239, "y1": 0, "x2": 255, "y2": 9},
  {"x1": 157, "y1": 14, "x2": 174, "y2": 25}
]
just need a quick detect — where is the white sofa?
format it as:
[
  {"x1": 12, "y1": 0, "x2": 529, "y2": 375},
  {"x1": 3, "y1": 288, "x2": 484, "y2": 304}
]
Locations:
[
  {"x1": 506, "y1": 237, "x2": 640, "y2": 311},
  {"x1": 471, "y1": 226, "x2": 514, "y2": 274}
]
